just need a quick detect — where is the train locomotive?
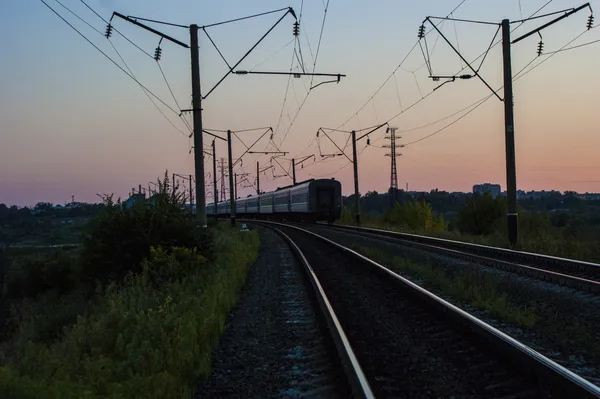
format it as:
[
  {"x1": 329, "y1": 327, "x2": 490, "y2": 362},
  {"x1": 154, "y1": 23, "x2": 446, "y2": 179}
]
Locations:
[{"x1": 206, "y1": 178, "x2": 342, "y2": 223}]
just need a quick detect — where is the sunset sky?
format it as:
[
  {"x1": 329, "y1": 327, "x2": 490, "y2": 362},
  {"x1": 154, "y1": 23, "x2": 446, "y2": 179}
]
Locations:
[{"x1": 1, "y1": 0, "x2": 599, "y2": 206}]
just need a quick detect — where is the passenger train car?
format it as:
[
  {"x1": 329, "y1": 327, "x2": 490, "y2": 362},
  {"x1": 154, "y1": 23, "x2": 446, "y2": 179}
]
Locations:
[{"x1": 206, "y1": 178, "x2": 342, "y2": 223}]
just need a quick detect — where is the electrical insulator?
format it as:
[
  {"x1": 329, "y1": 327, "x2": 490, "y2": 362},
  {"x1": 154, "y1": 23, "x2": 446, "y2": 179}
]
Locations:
[
  {"x1": 367, "y1": 136, "x2": 371, "y2": 145},
  {"x1": 293, "y1": 21, "x2": 300, "y2": 37},
  {"x1": 418, "y1": 24, "x2": 425, "y2": 39},
  {"x1": 105, "y1": 23, "x2": 113, "y2": 39},
  {"x1": 587, "y1": 14, "x2": 594, "y2": 30},
  {"x1": 293, "y1": 73, "x2": 301, "y2": 78},
  {"x1": 537, "y1": 40, "x2": 544, "y2": 57},
  {"x1": 301, "y1": 164, "x2": 304, "y2": 169},
  {"x1": 154, "y1": 46, "x2": 162, "y2": 61}
]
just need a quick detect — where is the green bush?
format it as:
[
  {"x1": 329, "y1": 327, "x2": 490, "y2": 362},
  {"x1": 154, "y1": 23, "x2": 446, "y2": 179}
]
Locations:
[
  {"x1": 457, "y1": 193, "x2": 506, "y2": 235},
  {"x1": 384, "y1": 200, "x2": 446, "y2": 233},
  {"x1": 5, "y1": 250, "x2": 77, "y2": 300},
  {"x1": 143, "y1": 246, "x2": 207, "y2": 286},
  {"x1": 0, "y1": 226, "x2": 260, "y2": 399},
  {"x1": 80, "y1": 173, "x2": 213, "y2": 286}
]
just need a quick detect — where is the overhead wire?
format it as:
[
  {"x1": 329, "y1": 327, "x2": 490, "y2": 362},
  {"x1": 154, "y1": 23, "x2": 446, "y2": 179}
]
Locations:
[
  {"x1": 79, "y1": 0, "x2": 155, "y2": 59},
  {"x1": 40, "y1": 0, "x2": 189, "y2": 138},
  {"x1": 309, "y1": 0, "x2": 330, "y2": 87},
  {"x1": 394, "y1": 23, "x2": 595, "y2": 148},
  {"x1": 54, "y1": 0, "x2": 103, "y2": 36},
  {"x1": 157, "y1": 61, "x2": 194, "y2": 134},
  {"x1": 338, "y1": 0, "x2": 558, "y2": 136},
  {"x1": 276, "y1": 0, "x2": 332, "y2": 150},
  {"x1": 110, "y1": 40, "x2": 189, "y2": 137},
  {"x1": 513, "y1": 25, "x2": 598, "y2": 82},
  {"x1": 307, "y1": 0, "x2": 564, "y2": 179}
]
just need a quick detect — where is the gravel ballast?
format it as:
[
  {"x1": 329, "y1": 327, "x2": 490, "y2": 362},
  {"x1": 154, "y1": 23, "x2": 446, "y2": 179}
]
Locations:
[{"x1": 195, "y1": 226, "x2": 348, "y2": 398}]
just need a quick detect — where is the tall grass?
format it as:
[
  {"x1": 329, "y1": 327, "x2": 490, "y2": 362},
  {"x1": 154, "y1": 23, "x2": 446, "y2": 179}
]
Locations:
[
  {"x1": 0, "y1": 226, "x2": 259, "y2": 399},
  {"x1": 354, "y1": 245, "x2": 538, "y2": 329},
  {"x1": 341, "y1": 210, "x2": 600, "y2": 263}
]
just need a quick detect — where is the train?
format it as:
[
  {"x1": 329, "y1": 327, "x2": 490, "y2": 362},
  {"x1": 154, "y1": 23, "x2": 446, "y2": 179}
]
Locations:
[{"x1": 206, "y1": 178, "x2": 343, "y2": 223}]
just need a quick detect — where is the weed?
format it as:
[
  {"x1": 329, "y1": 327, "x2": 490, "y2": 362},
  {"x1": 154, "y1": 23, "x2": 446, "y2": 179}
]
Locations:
[{"x1": 354, "y1": 245, "x2": 538, "y2": 329}]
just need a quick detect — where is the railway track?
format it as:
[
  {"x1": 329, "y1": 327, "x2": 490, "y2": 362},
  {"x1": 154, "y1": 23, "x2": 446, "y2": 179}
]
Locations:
[
  {"x1": 253, "y1": 220, "x2": 600, "y2": 398},
  {"x1": 313, "y1": 223, "x2": 600, "y2": 294}
]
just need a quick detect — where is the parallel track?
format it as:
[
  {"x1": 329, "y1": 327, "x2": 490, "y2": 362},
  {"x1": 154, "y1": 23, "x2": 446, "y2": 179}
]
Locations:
[
  {"x1": 315, "y1": 223, "x2": 600, "y2": 293},
  {"x1": 253, "y1": 220, "x2": 600, "y2": 398}
]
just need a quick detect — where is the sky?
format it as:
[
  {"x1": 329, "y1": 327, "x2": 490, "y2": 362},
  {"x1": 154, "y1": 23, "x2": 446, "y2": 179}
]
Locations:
[{"x1": 1, "y1": 0, "x2": 600, "y2": 206}]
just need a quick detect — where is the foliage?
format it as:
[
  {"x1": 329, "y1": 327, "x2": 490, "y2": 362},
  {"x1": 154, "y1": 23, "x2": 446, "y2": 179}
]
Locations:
[
  {"x1": 341, "y1": 190, "x2": 600, "y2": 262},
  {"x1": 384, "y1": 199, "x2": 447, "y2": 233},
  {"x1": 4, "y1": 250, "x2": 77, "y2": 300},
  {"x1": 355, "y1": 245, "x2": 538, "y2": 328},
  {"x1": 456, "y1": 193, "x2": 506, "y2": 235},
  {"x1": 0, "y1": 225, "x2": 260, "y2": 399},
  {"x1": 80, "y1": 172, "x2": 212, "y2": 285},
  {"x1": 0, "y1": 201, "x2": 103, "y2": 245}
]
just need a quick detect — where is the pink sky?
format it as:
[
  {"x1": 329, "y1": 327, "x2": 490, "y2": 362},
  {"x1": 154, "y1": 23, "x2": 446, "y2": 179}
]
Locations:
[{"x1": 1, "y1": 0, "x2": 599, "y2": 206}]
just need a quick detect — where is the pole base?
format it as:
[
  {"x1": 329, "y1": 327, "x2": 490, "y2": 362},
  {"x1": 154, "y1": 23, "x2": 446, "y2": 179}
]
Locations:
[
  {"x1": 355, "y1": 213, "x2": 361, "y2": 225},
  {"x1": 507, "y1": 213, "x2": 518, "y2": 246},
  {"x1": 230, "y1": 216, "x2": 236, "y2": 227}
]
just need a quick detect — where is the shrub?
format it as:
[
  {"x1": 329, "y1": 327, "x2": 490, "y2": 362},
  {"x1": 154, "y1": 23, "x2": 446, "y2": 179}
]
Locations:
[
  {"x1": 143, "y1": 246, "x2": 207, "y2": 286},
  {"x1": 79, "y1": 173, "x2": 213, "y2": 286},
  {"x1": 4, "y1": 250, "x2": 77, "y2": 300},
  {"x1": 384, "y1": 200, "x2": 446, "y2": 232},
  {"x1": 457, "y1": 193, "x2": 506, "y2": 235}
]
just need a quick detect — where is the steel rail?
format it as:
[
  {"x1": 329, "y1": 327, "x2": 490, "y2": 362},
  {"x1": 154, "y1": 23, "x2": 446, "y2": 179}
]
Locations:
[
  {"x1": 268, "y1": 226, "x2": 374, "y2": 399},
  {"x1": 254, "y1": 220, "x2": 600, "y2": 398},
  {"x1": 321, "y1": 223, "x2": 600, "y2": 278},
  {"x1": 315, "y1": 223, "x2": 600, "y2": 294}
]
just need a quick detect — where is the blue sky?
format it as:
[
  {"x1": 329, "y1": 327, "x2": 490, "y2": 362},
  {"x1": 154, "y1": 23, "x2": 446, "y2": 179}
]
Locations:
[{"x1": 1, "y1": 0, "x2": 600, "y2": 206}]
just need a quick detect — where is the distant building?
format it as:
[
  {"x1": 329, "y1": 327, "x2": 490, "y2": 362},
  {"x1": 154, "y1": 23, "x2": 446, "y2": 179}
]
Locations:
[{"x1": 473, "y1": 183, "x2": 501, "y2": 199}]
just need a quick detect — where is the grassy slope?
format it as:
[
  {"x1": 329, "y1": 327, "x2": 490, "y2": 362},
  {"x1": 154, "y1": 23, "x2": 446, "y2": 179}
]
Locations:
[{"x1": 0, "y1": 226, "x2": 259, "y2": 399}]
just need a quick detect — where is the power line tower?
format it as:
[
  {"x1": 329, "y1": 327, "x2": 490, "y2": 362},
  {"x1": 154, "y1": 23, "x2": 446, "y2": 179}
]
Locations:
[
  {"x1": 219, "y1": 158, "x2": 227, "y2": 202},
  {"x1": 384, "y1": 126, "x2": 402, "y2": 207}
]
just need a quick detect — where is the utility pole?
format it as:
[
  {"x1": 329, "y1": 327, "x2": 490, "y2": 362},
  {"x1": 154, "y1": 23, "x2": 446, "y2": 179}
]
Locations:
[
  {"x1": 213, "y1": 140, "x2": 218, "y2": 213},
  {"x1": 351, "y1": 130, "x2": 360, "y2": 224},
  {"x1": 189, "y1": 174, "x2": 194, "y2": 211},
  {"x1": 318, "y1": 124, "x2": 388, "y2": 225},
  {"x1": 234, "y1": 173, "x2": 237, "y2": 200},
  {"x1": 256, "y1": 161, "x2": 260, "y2": 194},
  {"x1": 292, "y1": 159, "x2": 296, "y2": 185},
  {"x1": 502, "y1": 19, "x2": 518, "y2": 246},
  {"x1": 420, "y1": 3, "x2": 592, "y2": 245},
  {"x1": 290, "y1": 155, "x2": 314, "y2": 186},
  {"x1": 109, "y1": 8, "x2": 344, "y2": 228},
  {"x1": 227, "y1": 130, "x2": 235, "y2": 226},
  {"x1": 190, "y1": 25, "x2": 206, "y2": 226},
  {"x1": 220, "y1": 158, "x2": 227, "y2": 202}
]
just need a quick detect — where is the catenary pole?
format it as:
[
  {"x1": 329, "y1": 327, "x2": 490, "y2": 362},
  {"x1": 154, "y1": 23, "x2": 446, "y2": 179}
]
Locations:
[
  {"x1": 351, "y1": 130, "x2": 360, "y2": 224},
  {"x1": 190, "y1": 24, "x2": 206, "y2": 226},
  {"x1": 502, "y1": 19, "x2": 518, "y2": 245},
  {"x1": 227, "y1": 130, "x2": 235, "y2": 226},
  {"x1": 256, "y1": 161, "x2": 260, "y2": 194},
  {"x1": 212, "y1": 140, "x2": 218, "y2": 213},
  {"x1": 292, "y1": 159, "x2": 297, "y2": 185}
]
